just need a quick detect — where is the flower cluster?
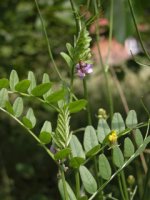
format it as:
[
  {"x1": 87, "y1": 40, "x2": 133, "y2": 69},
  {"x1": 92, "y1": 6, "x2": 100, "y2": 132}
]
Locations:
[{"x1": 76, "y1": 61, "x2": 93, "y2": 78}]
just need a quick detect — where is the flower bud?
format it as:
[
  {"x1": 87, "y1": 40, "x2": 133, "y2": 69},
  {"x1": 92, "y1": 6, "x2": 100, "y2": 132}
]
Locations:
[{"x1": 127, "y1": 175, "x2": 135, "y2": 186}]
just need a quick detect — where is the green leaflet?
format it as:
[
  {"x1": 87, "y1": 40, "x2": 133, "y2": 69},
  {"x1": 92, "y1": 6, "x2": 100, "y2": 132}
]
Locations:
[
  {"x1": 69, "y1": 157, "x2": 85, "y2": 168},
  {"x1": 83, "y1": 125, "x2": 98, "y2": 153},
  {"x1": 113, "y1": 146, "x2": 124, "y2": 168},
  {"x1": 97, "y1": 119, "x2": 110, "y2": 143},
  {"x1": 58, "y1": 179, "x2": 77, "y2": 200},
  {"x1": 15, "y1": 80, "x2": 31, "y2": 93},
  {"x1": 0, "y1": 78, "x2": 9, "y2": 89},
  {"x1": 31, "y1": 83, "x2": 52, "y2": 97},
  {"x1": 66, "y1": 43, "x2": 74, "y2": 58},
  {"x1": 39, "y1": 121, "x2": 52, "y2": 144},
  {"x1": 27, "y1": 71, "x2": 36, "y2": 94},
  {"x1": 126, "y1": 110, "x2": 138, "y2": 128},
  {"x1": 79, "y1": 166, "x2": 97, "y2": 194},
  {"x1": 99, "y1": 154, "x2": 112, "y2": 180},
  {"x1": 9, "y1": 70, "x2": 19, "y2": 91},
  {"x1": 134, "y1": 129, "x2": 144, "y2": 147},
  {"x1": 68, "y1": 99, "x2": 87, "y2": 113},
  {"x1": 13, "y1": 97, "x2": 23, "y2": 117},
  {"x1": 60, "y1": 52, "x2": 73, "y2": 68},
  {"x1": 22, "y1": 108, "x2": 36, "y2": 129},
  {"x1": 54, "y1": 148, "x2": 71, "y2": 160},
  {"x1": 111, "y1": 113, "x2": 125, "y2": 133},
  {"x1": 124, "y1": 137, "x2": 135, "y2": 158},
  {"x1": 46, "y1": 89, "x2": 65, "y2": 103},
  {"x1": 0, "y1": 88, "x2": 8, "y2": 108},
  {"x1": 70, "y1": 135, "x2": 85, "y2": 159}
]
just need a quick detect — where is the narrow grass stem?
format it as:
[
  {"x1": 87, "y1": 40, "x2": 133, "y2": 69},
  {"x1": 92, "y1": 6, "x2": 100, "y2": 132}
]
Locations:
[
  {"x1": 118, "y1": 174, "x2": 126, "y2": 200},
  {"x1": 120, "y1": 171, "x2": 129, "y2": 200},
  {"x1": 127, "y1": 0, "x2": 150, "y2": 61},
  {"x1": 75, "y1": 170, "x2": 80, "y2": 199},
  {"x1": 94, "y1": 0, "x2": 113, "y2": 119},
  {"x1": 83, "y1": 78, "x2": 92, "y2": 125},
  {"x1": 34, "y1": 0, "x2": 63, "y2": 80}
]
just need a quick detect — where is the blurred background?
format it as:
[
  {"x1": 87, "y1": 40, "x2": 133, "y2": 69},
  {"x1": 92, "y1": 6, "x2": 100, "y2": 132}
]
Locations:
[{"x1": 0, "y1": 0, "x2": 150, "y2": 199}]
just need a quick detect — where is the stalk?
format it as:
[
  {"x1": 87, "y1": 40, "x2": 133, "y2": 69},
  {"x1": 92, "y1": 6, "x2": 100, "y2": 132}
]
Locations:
[
  {"x1": 83, "y1": 78, "x2": 92, "y2": 125},
  {"x1": 60, "y1": 165, "x2": 69, "y2": 200},
  {"x1": 75, "y1": 170, "x2": 80, "y2": 199}
]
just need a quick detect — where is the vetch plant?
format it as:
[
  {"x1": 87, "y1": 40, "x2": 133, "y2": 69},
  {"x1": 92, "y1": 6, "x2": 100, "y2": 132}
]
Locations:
[{"x1": 0, "y1": 0, "x2": 150, "y2": 200}]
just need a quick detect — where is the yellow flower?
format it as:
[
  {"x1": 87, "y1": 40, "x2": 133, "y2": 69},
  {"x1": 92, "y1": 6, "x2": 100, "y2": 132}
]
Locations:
[{"x1": 108, "y1": 130, "x2": 118, "y2": 143}]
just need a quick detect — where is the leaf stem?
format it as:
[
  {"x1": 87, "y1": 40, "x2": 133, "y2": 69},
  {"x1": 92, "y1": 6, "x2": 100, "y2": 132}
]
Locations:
[{"x1": 0, "y1": 107, "x2": 55, "y2": 160}]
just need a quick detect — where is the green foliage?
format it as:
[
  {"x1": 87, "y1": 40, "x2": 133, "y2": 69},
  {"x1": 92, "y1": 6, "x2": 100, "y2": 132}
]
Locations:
[
  {"x1": 113, "y1": 146, "x2": 124, "y2": 168},
  {"x1": 9, "y1": 70, "x2": 19, "y2": 91},
  {"x1": 111, "y1": 113, "x2": 125, "y2": 133},
  {"x1": 70, "y1": 135, "x2": 85, "y2": 159},
  {"x1": 58, "y1": 179, "x2": 77, "y2": 200},
  {"x1": 79, "y1": 165, "x2": 97, "y2": 194},
  {"x1": 97, "y1": 119, "x2": 110, "y2": 143},
  {"x1": 31, "y1": 83, "x2": 52, "y2": 97},
  {"x1": 68, "y1": 99, "x2": 87, "y2": 113},
  {"x1": 39, "y1": 121, "x2": 52, "y2": 144},
  {"x1": 53, "y1": 107, "x2": 71, "y2": 149},
  {"x1": 83, "y1": 125, "x2": 98, "y2": 153},
  {"x1": 54, "y1": 148, "x2": 71, "y2": 160},
  {"x1": 13, "y1": 97, "x2": 24, "y2": 117},
  {"x1": 27, "y1": 71, "x2": 37, "y2": 94},
  {"x1": 22, "y1": 108, "x2": 36, "y2": 129},
  {"x1": 0, "y1": 88, "x2": 8, "y2": 108},
  {"x1": 15, "y1": 79, "x2": 31, "y2": 93},
  {"x1": 134, "y1": 129, "x2": 144, "y2": 147},
  {"x1": 99, "y1": 154, "x2": 112, "y2": 180},
  {"x1": 124, "y1": 137, "x2": 135, "y2": 158},
  {"x1": 46, "y1": 89, "x2": 65, "y2": 103},
  {"x1": 0, "y1": 78, "x2": 9, "y2": 89},
  {"x1": 126, "y1": 110, "x2": 138, "y2": 128}
]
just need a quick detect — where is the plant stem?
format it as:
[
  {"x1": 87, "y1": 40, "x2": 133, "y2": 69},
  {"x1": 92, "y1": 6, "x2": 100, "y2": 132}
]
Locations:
[
  {"x1": 34, "y1": 0, "x2": 63, "y2": 80},
  {"x1": 60, "y1": 165, "x2": 68, "y2": 200},
  {"x1": 83, "y1": 78, "x2": 92, "y2": 125},
  {"x1": 69, "y1": 0, "x2": 81, "y2": 35},
  {"x1": 0, "y1": 107, "x2": 55, "y2": 161},
  {"x1": 94, "y1": 0, "x2": 113, "y2": 119},
  {"x1": 120, "y1": 171, "x2": 129, "y2": 200},
  {"x1": 94, "y1": 156, "x2": 103, "y2": 200},
  {"x1": 127, "y1": 0, "x2": 150, "y2": 61},
  {"x1": 118, "y1": 173, "x2": 126, "y2": 200},
  {"x1": 75, "y1": 170, "x2": 80, "y2": 199}
]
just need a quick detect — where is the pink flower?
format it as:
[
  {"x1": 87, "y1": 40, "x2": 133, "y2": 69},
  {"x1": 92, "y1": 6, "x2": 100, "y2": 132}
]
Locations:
[{"x1": 76, "y1": 61, "x2": 93, "y2": 78}]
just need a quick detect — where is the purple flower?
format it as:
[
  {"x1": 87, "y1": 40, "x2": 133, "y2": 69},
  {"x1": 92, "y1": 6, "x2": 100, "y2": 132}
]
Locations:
[
  {"x1": 76, "y1": 61, "x2": 93, "y2": 78},
  {"x1": 50, "y1": 144, "x2": 57, "y2": 154}
]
